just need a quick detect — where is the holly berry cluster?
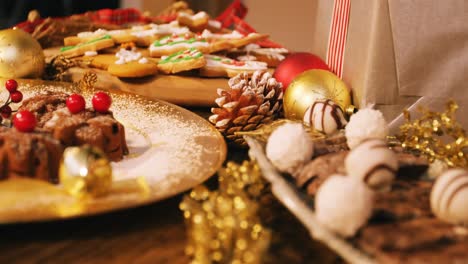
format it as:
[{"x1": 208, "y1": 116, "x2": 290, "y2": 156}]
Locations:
[
  {"x1": 6, "y1": 78, "x2": 113, "y2": 133},
  {"x1": 1, "y1": 79, "x2": 23, "y2": 123},
  {"x1": 66, "y1": 91, "x2": 112, "y2": 114}
]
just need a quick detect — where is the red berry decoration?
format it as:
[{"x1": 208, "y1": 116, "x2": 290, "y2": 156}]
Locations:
[
  {"x1": 92, "y1": 92, "x2": 112, "y2": 113},
  {"x1": 0, "y1": 105, "x2": 12, "y2": 118},
  {"x1": 66, "y1": 93, "x2": 86, "y2": 114},
  {"x1": 10, "y1": 91, "x2": 23, "y2": 103},
  {"x1": 13, "y1": 110, "x2": 37, "y2": 132},
  {"x1": 5, "y1": 79, "x2": 18, "y2": 93}
]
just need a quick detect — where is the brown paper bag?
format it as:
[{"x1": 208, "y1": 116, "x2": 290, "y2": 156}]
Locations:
[{"x1": 310, "y1": 0, "x2": 467, "y2": 107}]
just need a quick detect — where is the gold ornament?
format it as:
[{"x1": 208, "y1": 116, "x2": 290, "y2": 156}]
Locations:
[
  {"x1": 283, "y1": 69, "x2": 352, "y2": 120},
  {"x1": 0, "y1": 29, "x2": 45, "y2": 78},
  {"x1": 59, "y1": 145, "x2": 113, "y2": 197},
  {"x1": 180, "y1": 160, "x2": 271, "y2": 264},
  {"x1": 396, "y1": 100, "x2": 467, "y2": 168}
]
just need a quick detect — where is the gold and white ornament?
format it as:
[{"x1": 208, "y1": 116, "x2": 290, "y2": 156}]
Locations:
[
  {"x1": 303, "y1": 99, "x2": 347, "y2": 134},
  {"x1": 283, "y1": 69, "x2": 352, "y2": 120},
  {"x1": 430, "y1": 168, "x2": 468, "y2": 225},
  {"x1": 0, "y1": 28, "x2": 45, "y2": 78}
]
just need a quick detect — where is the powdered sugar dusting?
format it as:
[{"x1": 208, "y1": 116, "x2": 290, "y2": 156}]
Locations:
[{"x1": 4, "y1": 82, "x2": 224, "y2": 188}]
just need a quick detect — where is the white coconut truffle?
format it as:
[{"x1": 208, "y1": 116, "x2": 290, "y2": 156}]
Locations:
[
  {"x1": 345, "y1": 108, "x2": 388, "y2": 149},
  {"x1": 430, "y1": 168, "x2": 468, "y2": 225},
  {"x1": 303, "y1": 99, "x2": 347, "y2": 135},
  {"x1": 315, "y1": 175, "x2": 374, "y2": 237},
  {"x1": 266, "y1": 123, "x2": 314, "y2": 174},
  {"x1": 345, "y1": 139, "x2": 398, "y2": 191}
]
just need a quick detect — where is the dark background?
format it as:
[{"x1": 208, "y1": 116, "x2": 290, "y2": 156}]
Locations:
[{"x1": 0, "y1": 0, "x2": 120, "y2": 29}]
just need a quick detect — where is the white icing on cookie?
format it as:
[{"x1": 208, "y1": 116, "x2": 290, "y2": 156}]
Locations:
[
  {"x1": 201, "y1": 29, "x2": 244, "y2": 39},
  {"x1": 77, "y1": 29, "x2": 127, "y2": 38},
  {"x1": 237, "y1": 55, "x2": 257, "y2": 61},
  {"x1": 179, "y1": 11, "x2": 209, "y2": 21},
  {"x1": 115, "y1": 48, "x2": 143, "y2": 65},
  {"x1": 149, "y1": 35, "x2": 209, "y2": 53},
  {"x1": 208, "y1": 20, "x2": 222, "y2": 29},
  {"x1": 84, "y1": 51, "x2": 98, "y2": 57}
]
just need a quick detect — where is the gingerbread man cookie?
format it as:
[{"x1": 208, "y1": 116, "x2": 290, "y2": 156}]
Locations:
[
  {"x1": 200, "y1": 54, "x2": 268, "y2": 78},
  {"x1": 60, "y1": 35, "x2": 115, "y2": 58},
  {"x1": 157, "y1": 48, "x2": 206, "y2": 74},
  {"x1": 201, "y1": 29, "x2": 269, "y2": 49},
  {"x1": 177, "y1": 11, "x2": 210, "y2": 32}
]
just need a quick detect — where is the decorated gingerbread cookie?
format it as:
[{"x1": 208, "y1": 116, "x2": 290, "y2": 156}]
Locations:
[
  {"x1": 60, "y1": 35, "x2": 115, "y2": 58},
  {"x1": 130, "y1": 21, "x2": 191, "y2": 47},
  {"x1": 149, "y1": 34, "x2": 211, "y2": 57},
  {"x1": 228, "y1": 44, "x2": 289, "y2": 67},
  {"x1": 201, "y1": 29, "x2": 269, "y2": 49},
  {"x1": 177, "y1": 11, "x2": 210, "y2": 32},
  {"x1": 107, "y1": 48, "x2": 158, "y2": 77},
  {"x1": 64, "y1": 29, "x2": 137, "y2": 46},
  {"x1": 157, "y1": 48, "x2": 206, "y2": 74},
  {"x1": 200, "y1": 54, "x2": 268, "y2": 78}
]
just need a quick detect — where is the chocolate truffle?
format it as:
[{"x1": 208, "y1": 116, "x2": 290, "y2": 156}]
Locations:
[
  {"x1": 303, "y1": 99, "x2": 347, "y2": 135},
  {"x1": 430, "y1": 168, "x2": 468, "y2": 225},
  {"x1": 315, "y1": 175, "x2": 374, "y2": 237},
  {"x1": 266, "y1": 123, "x2": 314, "y2": 174},
  {"x1": 345, "y1": 108, "x2": 388, "y2": 149},
  {"x1": 345, "y1": 139, "x2": 398, "y2": 190}
]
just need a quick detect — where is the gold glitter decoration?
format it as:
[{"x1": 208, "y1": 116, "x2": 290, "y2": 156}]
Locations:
[
  {"x1": 180, "y1": 160, "x2": 271, "y2": 264},
  {"x1": 59, "y1": 145, "x2": 113, "y2": 198},
  {"x1": 235, "y1": 119, "x2": 325, "y2": 144},
  {"x1": 396, "y1": 100, "x2": 467, "y2": 168}
]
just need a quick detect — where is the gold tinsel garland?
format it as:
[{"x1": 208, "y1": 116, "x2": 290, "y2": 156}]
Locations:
[
  {"x1": 180, "y1": 160, "x2": 271, "y2": 264},
  {"x1": 396, "y1": 100, "x2": 467, "y2": 168}
]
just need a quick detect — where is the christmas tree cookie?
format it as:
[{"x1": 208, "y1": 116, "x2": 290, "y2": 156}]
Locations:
[
  {"x1": 157, "y1": 48, "x2": 206, "y2": 74},
  {"x1": 149, "y1": 34, "x2": 210, "y2": 57}
]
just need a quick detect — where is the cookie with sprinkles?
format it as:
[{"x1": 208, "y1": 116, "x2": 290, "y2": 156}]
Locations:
[
  {"x1": 149, "y1": 34, "x2": 210, "y2": 57},
  {"x1": 200, "y1": 54, "x2": 268, "y2": 78},
  {"x1": 157, "y1": 48, "x2": 206, "y2": 74}
]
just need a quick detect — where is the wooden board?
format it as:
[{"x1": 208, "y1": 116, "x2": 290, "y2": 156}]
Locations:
[{"x1": 63, "y1": 67, "x2": 228, "y2": 107}]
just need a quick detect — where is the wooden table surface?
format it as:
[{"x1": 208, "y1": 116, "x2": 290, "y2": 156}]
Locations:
[{"x1": 0, "y1": 110, "x2": 338, "y2": 263}]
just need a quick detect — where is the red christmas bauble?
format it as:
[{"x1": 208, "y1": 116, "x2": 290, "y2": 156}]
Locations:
[{"x1": 273, "y1": 52, "x2": 329, "y2": 92}]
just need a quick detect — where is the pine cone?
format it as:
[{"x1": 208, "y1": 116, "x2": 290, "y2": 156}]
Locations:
[{"x1": 209, "y1": 70, "x2": 283, "y2": 145}]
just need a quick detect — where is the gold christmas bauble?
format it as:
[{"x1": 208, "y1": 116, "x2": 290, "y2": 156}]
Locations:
[
  {"x1": 283, "y1": 69, "x2": 352, "y2": 120},
  {"x1": 59, "y1": 145, "x2": 112, "y2": 197},
  {"x1": 0, "y1": 28, "x2": 45, "y2": 78}
]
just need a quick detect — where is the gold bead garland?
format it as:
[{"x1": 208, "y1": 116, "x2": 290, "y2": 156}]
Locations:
[
  {"x1": 396, "y1": 100, "x2": 467, "y2": 168},
  {"x1": 180, "y1": 160, "x2": 271, "y2": 264}
]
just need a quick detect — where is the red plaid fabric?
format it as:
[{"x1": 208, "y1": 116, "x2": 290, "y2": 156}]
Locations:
[
  {"x1": 86, "y1": 8, "x2": 151, "y2": 25},
  {"x1": 216, "y1": 0, "x2": 248, "y2": 28}
]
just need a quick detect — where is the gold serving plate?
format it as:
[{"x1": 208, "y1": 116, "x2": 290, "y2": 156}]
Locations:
[{"x1": 0, "y1": 79, "x2": 227, "y2": 224}]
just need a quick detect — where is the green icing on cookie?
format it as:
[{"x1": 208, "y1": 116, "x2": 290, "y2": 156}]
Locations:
[
  {"x1": 159, "y1": 48, "x2": 203, "y2": 64},
  {"x1": 60, "y1": 35, "x2": 112, "y2": 52},
  {"x1": 153, "y1": 36, "x2": 207, "y2": 47}
]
